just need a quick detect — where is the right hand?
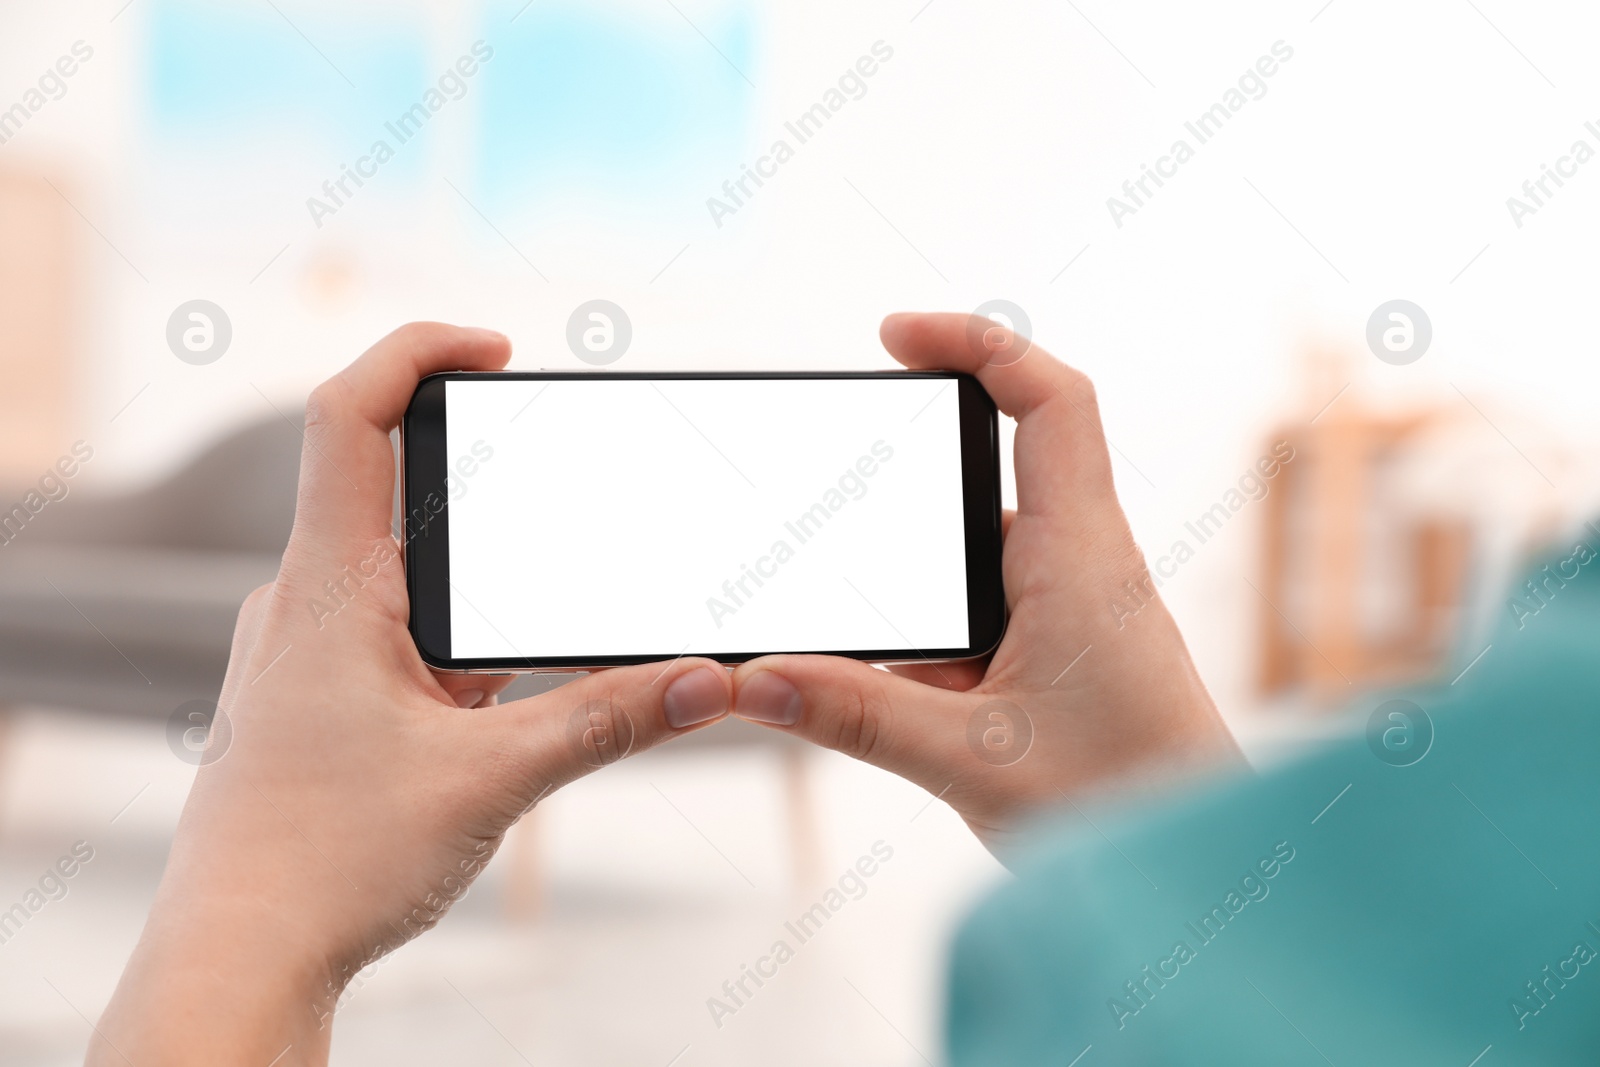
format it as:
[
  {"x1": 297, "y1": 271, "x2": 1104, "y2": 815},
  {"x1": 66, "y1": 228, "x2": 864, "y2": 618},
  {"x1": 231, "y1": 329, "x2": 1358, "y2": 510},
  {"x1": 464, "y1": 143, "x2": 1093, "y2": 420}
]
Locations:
[{"x1": 729, "y1": 313, "x2": 1244, "y2": 857}]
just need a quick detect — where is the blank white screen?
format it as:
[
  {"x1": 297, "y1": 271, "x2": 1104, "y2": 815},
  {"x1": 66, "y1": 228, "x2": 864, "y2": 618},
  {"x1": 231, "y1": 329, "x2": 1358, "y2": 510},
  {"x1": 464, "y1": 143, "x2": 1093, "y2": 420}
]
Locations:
[{"x1": 445, "y1": 377, "x2": 969, "y2": 659}]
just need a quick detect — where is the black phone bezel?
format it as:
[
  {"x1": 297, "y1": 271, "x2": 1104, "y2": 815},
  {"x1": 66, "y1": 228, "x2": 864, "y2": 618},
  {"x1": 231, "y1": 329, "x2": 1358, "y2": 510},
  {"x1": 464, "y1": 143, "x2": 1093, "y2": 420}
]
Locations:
[{"x1": 402, "y1": 370, "x2": 1005, "y2": 672}]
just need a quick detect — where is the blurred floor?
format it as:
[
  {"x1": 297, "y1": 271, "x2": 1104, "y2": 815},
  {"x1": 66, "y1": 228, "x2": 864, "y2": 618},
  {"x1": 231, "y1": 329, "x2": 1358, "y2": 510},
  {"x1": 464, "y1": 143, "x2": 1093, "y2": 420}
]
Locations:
[{"x1": 0, "y1": 701, "x2": 1008, "y2": 1067}]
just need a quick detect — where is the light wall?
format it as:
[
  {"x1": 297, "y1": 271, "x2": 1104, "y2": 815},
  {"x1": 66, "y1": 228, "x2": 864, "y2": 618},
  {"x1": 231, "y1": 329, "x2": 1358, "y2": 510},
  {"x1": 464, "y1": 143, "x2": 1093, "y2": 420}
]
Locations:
[{"x1": 2, "y1": 0, "x2": 1597, "y2": 718}]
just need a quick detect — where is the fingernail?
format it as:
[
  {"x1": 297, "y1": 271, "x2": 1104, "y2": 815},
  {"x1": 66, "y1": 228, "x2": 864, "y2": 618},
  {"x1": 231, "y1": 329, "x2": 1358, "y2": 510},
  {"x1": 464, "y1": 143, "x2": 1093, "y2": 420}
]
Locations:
[
  {"x1": 735, "y1": 671, "x2": 802, "y2": 726},
  {"x1": 664, "y1": 667, "x2": 728, "y2": 728},
  {"x1": 454, "y1": 688, "x2": 485, "y2": 709}
]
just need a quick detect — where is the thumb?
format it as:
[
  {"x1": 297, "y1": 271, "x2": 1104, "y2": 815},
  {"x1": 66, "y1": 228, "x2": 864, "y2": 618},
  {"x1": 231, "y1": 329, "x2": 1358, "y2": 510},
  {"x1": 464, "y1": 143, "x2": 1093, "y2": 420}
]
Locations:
[
  {"x1": 486, "y1": 658, "x2": 732, "y2": 796},
  {"x1": 730, "y1": 655, "x2": 972, "y2": 791}
]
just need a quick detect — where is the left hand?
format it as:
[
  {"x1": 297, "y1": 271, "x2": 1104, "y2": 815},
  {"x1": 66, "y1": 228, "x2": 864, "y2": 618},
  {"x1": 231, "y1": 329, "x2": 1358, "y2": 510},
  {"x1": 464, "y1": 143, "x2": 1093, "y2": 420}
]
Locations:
[{"x1": 89, "y1": 324, "x2": 733, "y2": 1065}]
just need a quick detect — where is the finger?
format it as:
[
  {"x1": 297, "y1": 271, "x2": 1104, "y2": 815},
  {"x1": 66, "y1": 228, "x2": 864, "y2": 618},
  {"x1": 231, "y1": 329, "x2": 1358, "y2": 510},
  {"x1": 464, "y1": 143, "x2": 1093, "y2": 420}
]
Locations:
[
  {"x1": 880, "y1": 313, "x2": 1117, "y2": 517},
  {"x1": 291, "y1": 323, "x2": 511, "y2": 559},
  {"x1": 1001, "y1": 507, "x2": 1015, "y2": 543},
  {"x1": 434, "y1": 672, "x2": 516, "y2": 710},
  {"x1": 485, "y1": 658, "x2": 731, "y2": 793},
  {"x1": 886, "y1": 659, "x2": 987, "y2": 690},
  {"x1": 730, "y1": 655, "x2": 972, "y2": 791}
]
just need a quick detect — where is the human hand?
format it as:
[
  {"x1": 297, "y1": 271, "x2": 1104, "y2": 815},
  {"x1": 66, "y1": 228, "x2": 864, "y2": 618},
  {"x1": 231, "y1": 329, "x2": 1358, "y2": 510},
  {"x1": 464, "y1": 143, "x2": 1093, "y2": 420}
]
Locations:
[
  {"x1": 89, "y1": 324, "x2": 733, "y2": 1066},
  {"x1": 728, "y1": 313, "x2": 1243, "y2": 857}
]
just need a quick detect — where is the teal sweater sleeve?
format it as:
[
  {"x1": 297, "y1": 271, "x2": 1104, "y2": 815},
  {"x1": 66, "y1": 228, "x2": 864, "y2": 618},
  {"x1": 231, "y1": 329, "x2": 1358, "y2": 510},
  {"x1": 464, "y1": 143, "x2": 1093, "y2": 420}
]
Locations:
[{"x1": 948, "y1": 542, "x2": 1600, "y2": 1065}]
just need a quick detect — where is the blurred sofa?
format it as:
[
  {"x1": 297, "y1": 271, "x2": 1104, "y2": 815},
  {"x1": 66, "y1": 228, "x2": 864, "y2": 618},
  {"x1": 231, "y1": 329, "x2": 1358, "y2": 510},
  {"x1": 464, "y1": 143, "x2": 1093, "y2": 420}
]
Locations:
[{"x1": 0, "y1": 416, "x2": 302, "y2": 720}]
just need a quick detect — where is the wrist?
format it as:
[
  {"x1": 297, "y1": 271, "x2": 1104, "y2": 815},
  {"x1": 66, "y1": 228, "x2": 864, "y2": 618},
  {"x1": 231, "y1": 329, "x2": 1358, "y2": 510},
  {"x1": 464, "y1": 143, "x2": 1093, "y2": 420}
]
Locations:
[{"x1": 92, "y1": 886, "x2": 341, "y2": 1066}]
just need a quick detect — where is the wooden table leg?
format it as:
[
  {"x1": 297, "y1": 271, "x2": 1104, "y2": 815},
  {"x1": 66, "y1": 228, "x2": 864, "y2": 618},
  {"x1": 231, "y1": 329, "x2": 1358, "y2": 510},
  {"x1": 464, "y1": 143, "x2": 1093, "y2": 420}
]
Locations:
[
  {"x1": 502, "y1": 806, "x2": 542, "y2": 922},
  {"x1": 781, "y1": 744, "x2": 822, "y2": 892}
]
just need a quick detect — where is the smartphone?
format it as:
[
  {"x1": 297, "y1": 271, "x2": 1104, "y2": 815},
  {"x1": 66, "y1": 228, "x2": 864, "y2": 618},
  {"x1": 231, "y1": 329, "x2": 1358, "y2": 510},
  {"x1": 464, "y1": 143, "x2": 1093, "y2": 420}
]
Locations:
[{"x1": 402, "y1": 371, "x2": 1004, "y2": 673}]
